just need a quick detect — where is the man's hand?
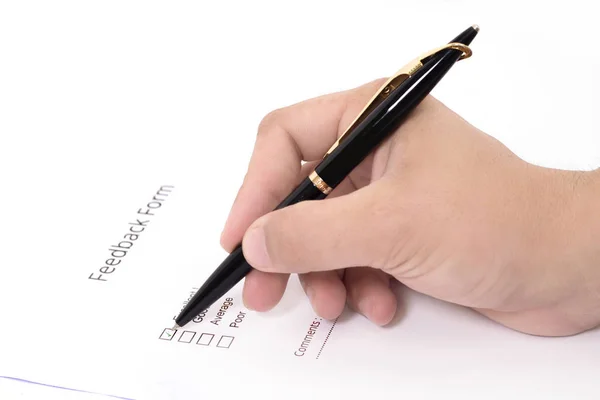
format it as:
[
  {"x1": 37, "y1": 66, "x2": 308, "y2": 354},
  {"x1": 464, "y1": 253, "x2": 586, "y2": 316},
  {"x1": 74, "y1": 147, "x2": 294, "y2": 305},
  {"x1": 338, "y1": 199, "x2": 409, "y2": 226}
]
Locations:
[{"x1": 219, "y1": 79, "x2": 600, "y2": 337}]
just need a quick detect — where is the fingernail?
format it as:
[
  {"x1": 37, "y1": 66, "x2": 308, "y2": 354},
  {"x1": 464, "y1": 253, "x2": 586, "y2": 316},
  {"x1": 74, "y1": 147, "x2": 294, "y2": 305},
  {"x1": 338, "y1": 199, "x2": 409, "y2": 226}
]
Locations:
[
  {"x1": 243, "y1": 221, "x2": 271, "y2": 269},
  {"x1": 358, "y1": 296, "x2": 375, "y2": 321},
  {"x1": 306, "y1": 286, "x2": 316, "y2": 303},
  {"x1": 242, "y1": 295, "x2": 255, "y2": 311},
  {"x1": 219, "y1": 229, "x2": 227, "y2": 248},
  {"x1": 241, "y1": 283, "x2": 254, "y2": 311},
  {"x1": 220, "y1": 218, "x2": 232, "y2": 250}
]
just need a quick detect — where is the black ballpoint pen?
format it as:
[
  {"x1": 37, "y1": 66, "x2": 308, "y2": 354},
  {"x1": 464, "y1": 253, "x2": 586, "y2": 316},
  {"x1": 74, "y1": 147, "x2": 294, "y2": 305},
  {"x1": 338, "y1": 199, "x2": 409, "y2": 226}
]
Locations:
[{"x1": 173, "y1": 25, "x2": 479, "y2": 329}]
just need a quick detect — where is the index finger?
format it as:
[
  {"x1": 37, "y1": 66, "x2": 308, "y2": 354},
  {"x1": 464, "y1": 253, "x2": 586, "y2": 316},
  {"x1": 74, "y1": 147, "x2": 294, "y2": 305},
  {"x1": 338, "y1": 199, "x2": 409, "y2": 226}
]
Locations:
[{"x1": 220, "y1": 78, "x2": 386, "y2": 251}]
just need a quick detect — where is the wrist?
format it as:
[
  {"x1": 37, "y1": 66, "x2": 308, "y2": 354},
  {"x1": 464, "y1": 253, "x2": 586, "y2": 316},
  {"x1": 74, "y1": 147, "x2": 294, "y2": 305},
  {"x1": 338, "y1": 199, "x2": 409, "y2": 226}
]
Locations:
[
  {"x1": 545, "y1": 168, "x2": 600, "y2": 332},
  {"x1": 570, "y1": 169, "x2": 600, "y2": 326},
  {"x1": 509, "y1": 165, "x2": 600, "y2": 335}
]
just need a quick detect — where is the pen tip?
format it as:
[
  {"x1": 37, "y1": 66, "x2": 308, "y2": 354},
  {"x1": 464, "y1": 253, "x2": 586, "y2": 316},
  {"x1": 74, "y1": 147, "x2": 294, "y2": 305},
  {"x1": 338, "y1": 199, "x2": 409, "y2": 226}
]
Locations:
[
  {"x1": 172, "y1": 324, "x2": 181, "y2": 330},
  {"x1": 472, "y1": 24, "x2": 480, "y2": 32}
]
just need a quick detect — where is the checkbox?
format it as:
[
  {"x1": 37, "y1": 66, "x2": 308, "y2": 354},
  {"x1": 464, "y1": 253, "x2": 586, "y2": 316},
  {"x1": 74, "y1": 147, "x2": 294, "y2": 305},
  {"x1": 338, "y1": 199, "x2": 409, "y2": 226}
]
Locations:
[
  {"x1": 159, "y1": 328, "x2": 177, "y2": 341},
  {"x1": 216, "y1": 335, "x2": 234, "y2": 349},
  {"x1": 197, "y1": 333, "x2": 214, "y2": 346},
  {"x1": 178, "y1": 331, "x2": 196, "y2": 343}
]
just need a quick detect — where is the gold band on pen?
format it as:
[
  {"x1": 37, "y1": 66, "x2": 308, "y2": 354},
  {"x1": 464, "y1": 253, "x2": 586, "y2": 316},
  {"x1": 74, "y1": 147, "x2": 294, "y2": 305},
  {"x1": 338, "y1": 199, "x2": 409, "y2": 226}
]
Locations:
[{"x1": 309, "y1": 171, "x2": 332, "y2": 195}]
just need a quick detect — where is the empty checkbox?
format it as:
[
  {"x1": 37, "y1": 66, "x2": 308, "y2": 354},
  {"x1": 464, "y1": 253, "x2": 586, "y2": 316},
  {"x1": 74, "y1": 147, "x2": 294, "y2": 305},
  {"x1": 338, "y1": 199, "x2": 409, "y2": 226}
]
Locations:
[
  {"x1": 216, "y1": 335, "x2": 234, "y2": 349},
  {"x1": 178, "y1": 331, "x2": 196, "y2": 343},
  {"x1": 159, "y1": 328, "x2": 177, "y2": 341},
  {"x1": 196, "y1": 333, "x2": 214, "y2": 346}
]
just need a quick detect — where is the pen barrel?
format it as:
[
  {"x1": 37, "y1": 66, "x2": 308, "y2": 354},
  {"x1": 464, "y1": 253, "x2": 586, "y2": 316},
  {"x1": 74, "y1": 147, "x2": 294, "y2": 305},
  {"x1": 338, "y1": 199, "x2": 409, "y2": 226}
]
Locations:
[
  {"x1": 314, "y1": 25, "x2": 478, "y2": 188},
  {"x1": 315, "y1": 48, "x2": 466, "y2": 188},
  {"x1": 175, "y1": 178, "x2": 325, "y2": 326},
  {"x1": 175, "y1": 245, "x2": 253, "y2": 326},
  {"x1": 275, "y1": 177, "x2": 327, "y2": 210},
  {"x1": 175, "y1": 26, "x2": 478, "y2": 329}
]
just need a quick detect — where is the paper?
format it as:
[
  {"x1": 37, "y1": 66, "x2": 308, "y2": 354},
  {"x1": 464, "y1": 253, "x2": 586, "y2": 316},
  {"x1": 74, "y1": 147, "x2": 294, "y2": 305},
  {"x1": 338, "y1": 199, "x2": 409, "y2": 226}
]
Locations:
[
  {"x1": 2, "y1": 3, "x2": 600, "y2": 398},
  {"x1": 1, "y1": 177, "x2": 599, "y2": 400}
]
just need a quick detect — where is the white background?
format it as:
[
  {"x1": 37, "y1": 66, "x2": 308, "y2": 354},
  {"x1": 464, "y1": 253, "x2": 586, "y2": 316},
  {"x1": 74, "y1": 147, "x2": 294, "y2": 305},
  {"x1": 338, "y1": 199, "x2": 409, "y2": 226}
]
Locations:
[{"x1": 1, "y1": 1, "x2": 599, "y2": 399}]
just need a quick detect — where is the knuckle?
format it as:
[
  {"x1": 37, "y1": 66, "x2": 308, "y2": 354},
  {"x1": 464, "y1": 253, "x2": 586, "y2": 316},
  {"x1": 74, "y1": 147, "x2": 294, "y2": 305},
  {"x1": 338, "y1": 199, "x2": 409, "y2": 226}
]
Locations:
[
  {"x1": 237, "y1": 171, "x2": 253, "y2": 197},
  {"x1": 257, "y1": 108, "x2": 284, "y2": 136}
]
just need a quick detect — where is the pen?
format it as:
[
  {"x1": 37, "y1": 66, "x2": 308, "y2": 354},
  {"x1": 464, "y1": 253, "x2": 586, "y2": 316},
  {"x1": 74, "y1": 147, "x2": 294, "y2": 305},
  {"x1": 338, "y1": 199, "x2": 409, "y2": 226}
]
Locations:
[{"x1": 173, "y1": 24, "x2": 479, "y2": 329}]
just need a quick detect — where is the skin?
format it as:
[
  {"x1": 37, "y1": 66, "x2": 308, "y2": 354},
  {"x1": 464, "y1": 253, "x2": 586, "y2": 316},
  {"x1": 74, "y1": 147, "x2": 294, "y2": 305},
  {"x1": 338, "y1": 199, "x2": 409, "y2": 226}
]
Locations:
[{"x1": 219, "y1": 78, "x2": 600, "y2": 337}]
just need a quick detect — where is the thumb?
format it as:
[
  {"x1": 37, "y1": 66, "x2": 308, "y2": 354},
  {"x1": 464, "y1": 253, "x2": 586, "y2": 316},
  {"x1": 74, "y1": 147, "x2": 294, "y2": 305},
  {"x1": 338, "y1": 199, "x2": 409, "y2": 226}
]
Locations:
[{"x1": 241, "y1": 181, "x2": 398, "y2": 274}]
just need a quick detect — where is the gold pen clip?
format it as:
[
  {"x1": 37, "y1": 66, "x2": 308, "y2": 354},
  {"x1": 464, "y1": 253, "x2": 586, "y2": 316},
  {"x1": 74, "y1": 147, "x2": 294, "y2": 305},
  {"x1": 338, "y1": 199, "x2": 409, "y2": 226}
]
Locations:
[{"x1": 323, "y1": 42, "x2": 472, "y2": 158}]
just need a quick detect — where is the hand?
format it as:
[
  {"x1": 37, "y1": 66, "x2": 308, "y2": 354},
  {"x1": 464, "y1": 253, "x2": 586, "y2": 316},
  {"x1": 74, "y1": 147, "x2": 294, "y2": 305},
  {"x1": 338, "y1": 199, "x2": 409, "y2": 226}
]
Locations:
[{"x1": 220, "y1": 78, "x2": 600, "y2": 337}]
